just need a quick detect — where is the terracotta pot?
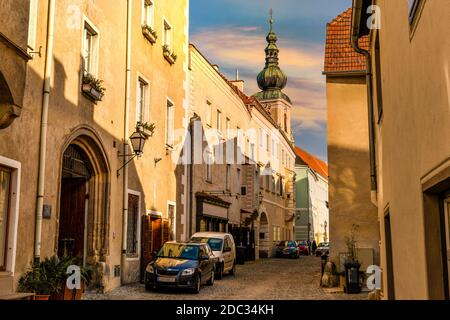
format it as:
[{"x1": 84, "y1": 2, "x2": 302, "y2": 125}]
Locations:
[{"x1": 34, "y1": 294, "x2": 50, "y2": 301}]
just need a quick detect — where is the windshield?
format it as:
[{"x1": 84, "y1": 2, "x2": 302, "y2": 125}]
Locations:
[
  {"x1": 157, "y1": 243, "x2": 199, "y2": 260},
  {"x1": 191, "y1": 237, "x2": 223, "y2": 251}
]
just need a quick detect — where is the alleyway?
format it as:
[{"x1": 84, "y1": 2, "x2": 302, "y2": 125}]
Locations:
[{"x1": 84, "y1": 257, "x2": 367, "y2": 300}]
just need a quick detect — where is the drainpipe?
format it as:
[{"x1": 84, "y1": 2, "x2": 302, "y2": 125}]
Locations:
[
  {"x1": 34, "y1": 0, "x2": 56, "y2": 262},
  {"x1": 188, "y1": 115, "x2": 200, "y2": 238},
  {"x1": 351, "y1": 0, "x2": 378, "y2": 202},
  {"x1": 121, "y1": 0, "x2": 132, "y2": 281}
]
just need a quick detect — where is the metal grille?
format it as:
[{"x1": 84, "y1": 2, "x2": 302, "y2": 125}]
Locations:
[{"x1": 62, "y1": 145, "x2": 92, "y2": 178}]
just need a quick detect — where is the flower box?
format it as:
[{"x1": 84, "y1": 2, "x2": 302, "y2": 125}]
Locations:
[
  {"x1": 142, "y1": 25, "x2": 157, "y2": 44},
  {"x1": 82, "y1": 83, "x2": 104, "y2": 101},
  {"x1": 162, "y1": 45, "x2": 177, "y2": 65}
]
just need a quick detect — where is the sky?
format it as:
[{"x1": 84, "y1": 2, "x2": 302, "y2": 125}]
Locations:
[{"x1": 190, "y1": 0, "x2": 352, "y2": 162}]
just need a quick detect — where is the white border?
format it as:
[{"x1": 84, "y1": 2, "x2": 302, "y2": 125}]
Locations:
[
  {"x1": 125, "y1": 189, "x2": 142, "y2": 261},
  {"x1": 0, "y1": 156, "x2": 21, "y2": 275}
]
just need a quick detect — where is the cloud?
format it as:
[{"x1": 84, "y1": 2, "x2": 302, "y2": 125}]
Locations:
[{"x1": 191, "y1": 25, "x2": 328, "y2": 153}]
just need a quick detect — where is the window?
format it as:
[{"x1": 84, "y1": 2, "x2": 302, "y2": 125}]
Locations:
[
  {"x1": 237, "y1": 127, "x2": 242, "y2": 148},
  {"x1": 165, "y1": 99, "x2": 175, "y2": 147},
  {"x1": 279, "y1": 177, "x2": 284, "y2": 196},
  {"x1": 375, "y1": 34, "x2": 383, "y2": 123},
  {"x1": 272, "y1": 139, "x2": 275, "y2": 157},
  {"x1": 259, "y1": 128, "x2": 263, "y2": 147},
  {"x1": 206, "y1": 101, "x2": 212, "y2": 127},
  {"x1": 250, "y1": 143, "x2": 255, "y2": 161},
  {"x1": 83, "y1": 21, "x2": 99, "y2": 76},
  {"x1": 142, "y1": 0, "x2": 154, "y2": 28},
  {"x1": 226, "y1": 118, "x2": 231, "y2": 139},
  {"x1": 408, "y1": 0, "x2": 421, "y2": 23},
  {"x1": 136, "y1": 77, "x2": 149, "y2": 123},
  {"x1": 265, "y1": 175, "x2": 270, "y2": 191},
  {"x1": 271, "y1": 176, "x2": 276, "y2": 193},
  {"x1": 284, "y1": 113, "x2": 288, "y2": 132},
  {"x1": 237, "y1": 168, "x2": 241, "y2": 187},
  {"x1": 282, "y1": 149, "x2": 285, "y2": 165},
  {"x1": 266, "y1": 134, "x2": 270, "y2": 152},
  {"x1": 126, "y1": 193, "x2": 139, "y2": 255},
  {"x1": 226, "y1": 164, "x2": 231, "y2": 191},
  {"x1": 163, "y1": 19, "x2": 173, "y2": 51},
  {"x1": 27, "y1": 0, "x2": 39, "y2": 51},
  {"x1": 217, "y1": 110, "x2": 222, "y2": 133},
  {"x1": 0, "y1": 167, "x2": 11, "y2": 270},
  {"x1": 205, "y1": 150, "x2": 213, "y2": 182}
]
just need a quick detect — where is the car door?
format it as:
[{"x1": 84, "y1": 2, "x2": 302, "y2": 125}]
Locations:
[
  {"x1": 198, "y1": 245, "x2": 209, "y2": 283},
  {"x1": 223, "y1": 236, "x2": 233, "y2": 271}
]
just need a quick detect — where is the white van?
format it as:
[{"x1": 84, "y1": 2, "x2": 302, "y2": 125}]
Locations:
[{"x1": 190, "y1": 232, "x2": 236, "y2": 279}]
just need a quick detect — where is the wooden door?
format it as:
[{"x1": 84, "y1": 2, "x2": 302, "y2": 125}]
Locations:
[
  {"x1": 58, "y1": 178, "x2": 86, "y2": 258},
  {"x1": 151, "y1": 218, "x2": 162, "y2": 253}
]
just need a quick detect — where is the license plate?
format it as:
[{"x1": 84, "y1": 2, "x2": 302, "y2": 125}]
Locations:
[{"x1": 158, "y1": 276, "x2": 176, "y2": 283}]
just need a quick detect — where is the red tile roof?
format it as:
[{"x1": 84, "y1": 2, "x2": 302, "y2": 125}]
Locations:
[
  {"x1": 294, "y1": 146, "x2": 328, "y2": 180},
  {"x1": 324, "y1": 8, "x2": 370, "y2": 74}
]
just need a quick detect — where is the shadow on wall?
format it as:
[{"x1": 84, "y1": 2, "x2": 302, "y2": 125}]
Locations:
[{"x1": 327, "y1": 144, "x2": 380, "y2": 268}]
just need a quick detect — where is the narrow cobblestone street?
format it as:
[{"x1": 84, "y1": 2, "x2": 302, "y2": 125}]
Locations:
[{"x1": 84, "y1": 257, "x2": 367, "y2": 300}]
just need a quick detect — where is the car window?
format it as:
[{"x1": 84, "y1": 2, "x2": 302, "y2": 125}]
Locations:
[
  {"x1": 158, "y1": 243, "x2": 199, "y2": 260},
  {"x1": 191, "y1": 237, "x2": 223, "y2": 251},
  {"x1": 288, "y1": 241, "x2": 296, "y2": 247},
  {"x1": 223, "y1": 237, "x2": 230, "y2": 251}
]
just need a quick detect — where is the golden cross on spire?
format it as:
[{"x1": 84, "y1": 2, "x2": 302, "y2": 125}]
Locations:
[{"x1": 269, "y1": 8, "x2": 273, "y2": 30}]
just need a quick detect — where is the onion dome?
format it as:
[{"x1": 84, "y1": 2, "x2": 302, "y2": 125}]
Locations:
[{"x1": 253, "y1": 12, "x2": 291, "y2": 103}]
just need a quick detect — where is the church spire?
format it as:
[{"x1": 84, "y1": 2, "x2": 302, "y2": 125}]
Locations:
[{"x1": 253, "y1": 9, "x2": 290, "y2": 103}]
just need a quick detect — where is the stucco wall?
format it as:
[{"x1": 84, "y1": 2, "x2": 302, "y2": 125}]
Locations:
[{"x1": 326, "y1": 76, "x2": 380, "y2": 270}]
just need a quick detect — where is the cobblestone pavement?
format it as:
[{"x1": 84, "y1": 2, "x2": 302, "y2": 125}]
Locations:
[{"x1": 84, "y1": 256, "x2": 367, "y2": 300}]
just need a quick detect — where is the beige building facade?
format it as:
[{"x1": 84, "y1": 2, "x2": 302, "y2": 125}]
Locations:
[
  {"x1": 352, "y1": 0, "x2": 450, "y2": 300},
  {"x1": 324, "y1": 8, "x2": 380, "y2": 273},
  {"x1": 0, "y1": 0, "x2": 188, "y2": 295}
]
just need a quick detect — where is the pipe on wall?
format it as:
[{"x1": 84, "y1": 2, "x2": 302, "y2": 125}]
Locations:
[
  {"x1": 34, "y1": 0, "x2": 56, "y2": 262},
  {"x1": 121, "y1": 0, "x2": 133, "y2": 282},
  {"x1": 351, "y1": 0, "x2": 378, "y2": 201}
]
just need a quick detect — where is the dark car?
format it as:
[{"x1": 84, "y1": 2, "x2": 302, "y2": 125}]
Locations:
[
  {"x1": 297, "y1": 240, "x2": 310, "y2": 255},
  {"x1": 315, "y1": 242, "x2": 330, "y2": 256},
  {"x1": 276, "y1": 241, "x2": 300, "y2": 259},
  {"x1": 144, "y1": 242, "x2": 216, "y2": 293}
]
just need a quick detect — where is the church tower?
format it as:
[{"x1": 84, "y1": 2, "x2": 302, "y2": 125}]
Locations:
[{"x1": 252, "y1": 11, "x2": 293, "y2": 141}]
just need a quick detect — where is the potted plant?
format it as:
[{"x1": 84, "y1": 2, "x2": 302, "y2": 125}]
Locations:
[
  {"x1": 142, "y1": 24, "x2": 157, "y2": 44},
  {"x1": 137, "y1": 121, "x2": 156, "y2": 138},
  {"x1": 162, "y1": 45, "x2": 177, "y2": 64},
  {"x1": 343, "y1": 224, "x2": 362, "y2": 294},
  {"x1": 18, "y1": 260, "x2": 60, "y2": 300},
  {"x1": 82, "y1": 73, "x2": 106, "y2": 101}
]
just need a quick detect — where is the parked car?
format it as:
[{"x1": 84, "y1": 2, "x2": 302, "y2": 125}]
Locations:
[
  {"x1": 276, "y1": 240, "x2": 300, "y2": 259},
  {"x1": 297, "y1": 240, "x2": 310, "y2": 255},
  {"x1": 190, "y1": 232, "x2": 236, "y2": 279},
  {"x1": 315, "y1": 242, "x2": 330, "y2": 256},
  {"x1": 144, "y1": 242, "x2": 216, "y2": 293}
]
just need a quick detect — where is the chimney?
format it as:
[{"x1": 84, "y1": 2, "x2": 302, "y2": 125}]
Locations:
[{"x1": 230, "y1": 80, "x2": 245, "y2": 92}]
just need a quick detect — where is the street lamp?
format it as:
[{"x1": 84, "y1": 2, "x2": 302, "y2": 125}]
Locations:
[{"x1": 117, "y1": 129, "x2": 147, "y2": 176}]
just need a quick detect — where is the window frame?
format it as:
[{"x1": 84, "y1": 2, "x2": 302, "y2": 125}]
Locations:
[
  {"x1": 0, "y1": 166, "x2": 12, "y2": 271},
  {"x1": 162, "y1": 18, "x2": 173, "y2": 51},
  {"x1": 136, "y1": 75, "x2": 150, "y2": 124},
  {"x1": 216, "y1": 109, "x2": 222, "y2": 133},
  {"x1": 82, "y1": 17, "x2": 100, "y2": 77},
  {"x1": 142, "y1": 0, "x2": 155, "y2": 28},
  {"x1": 165, "y1": 98, "x2": 175, "y2": 149}
]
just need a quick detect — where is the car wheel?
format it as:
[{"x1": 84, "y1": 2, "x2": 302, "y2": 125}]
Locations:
[
  {"x1": 217, "y1": 263, "x2": 224, "y2": 280},
  {"x1": 207, "y1": 271, "x2": 215, "y2": 286},
  {"x1": 229, "y1": 261, "x2": 236, "y2": 276},
  {"x1": 192, "y1": 274, "x2": 201, "y2": 294}
]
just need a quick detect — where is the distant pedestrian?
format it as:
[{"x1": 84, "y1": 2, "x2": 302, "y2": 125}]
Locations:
[
  {"x1": 307, "y1": 239, "x2": 311, "y2": 255},
  {"x1": 312, "y1": 240, "x2": 317, "y2": 255}
]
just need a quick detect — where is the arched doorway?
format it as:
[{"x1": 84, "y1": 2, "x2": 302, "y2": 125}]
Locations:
[
  {"x1": 58, "y1": 134, "x2": 110, "y2": 267},
  {"x1": 259, "y1": 212, "x2": 270, "y2": 258}
]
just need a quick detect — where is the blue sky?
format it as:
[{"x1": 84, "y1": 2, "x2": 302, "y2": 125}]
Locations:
[{"x1": 190, "y1": 0, "x2": 352, "y2": 161}]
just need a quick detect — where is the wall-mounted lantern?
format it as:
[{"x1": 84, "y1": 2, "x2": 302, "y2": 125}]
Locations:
[{"x1": 117, "y1": 130, "x2": 147, "y2": 177}]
